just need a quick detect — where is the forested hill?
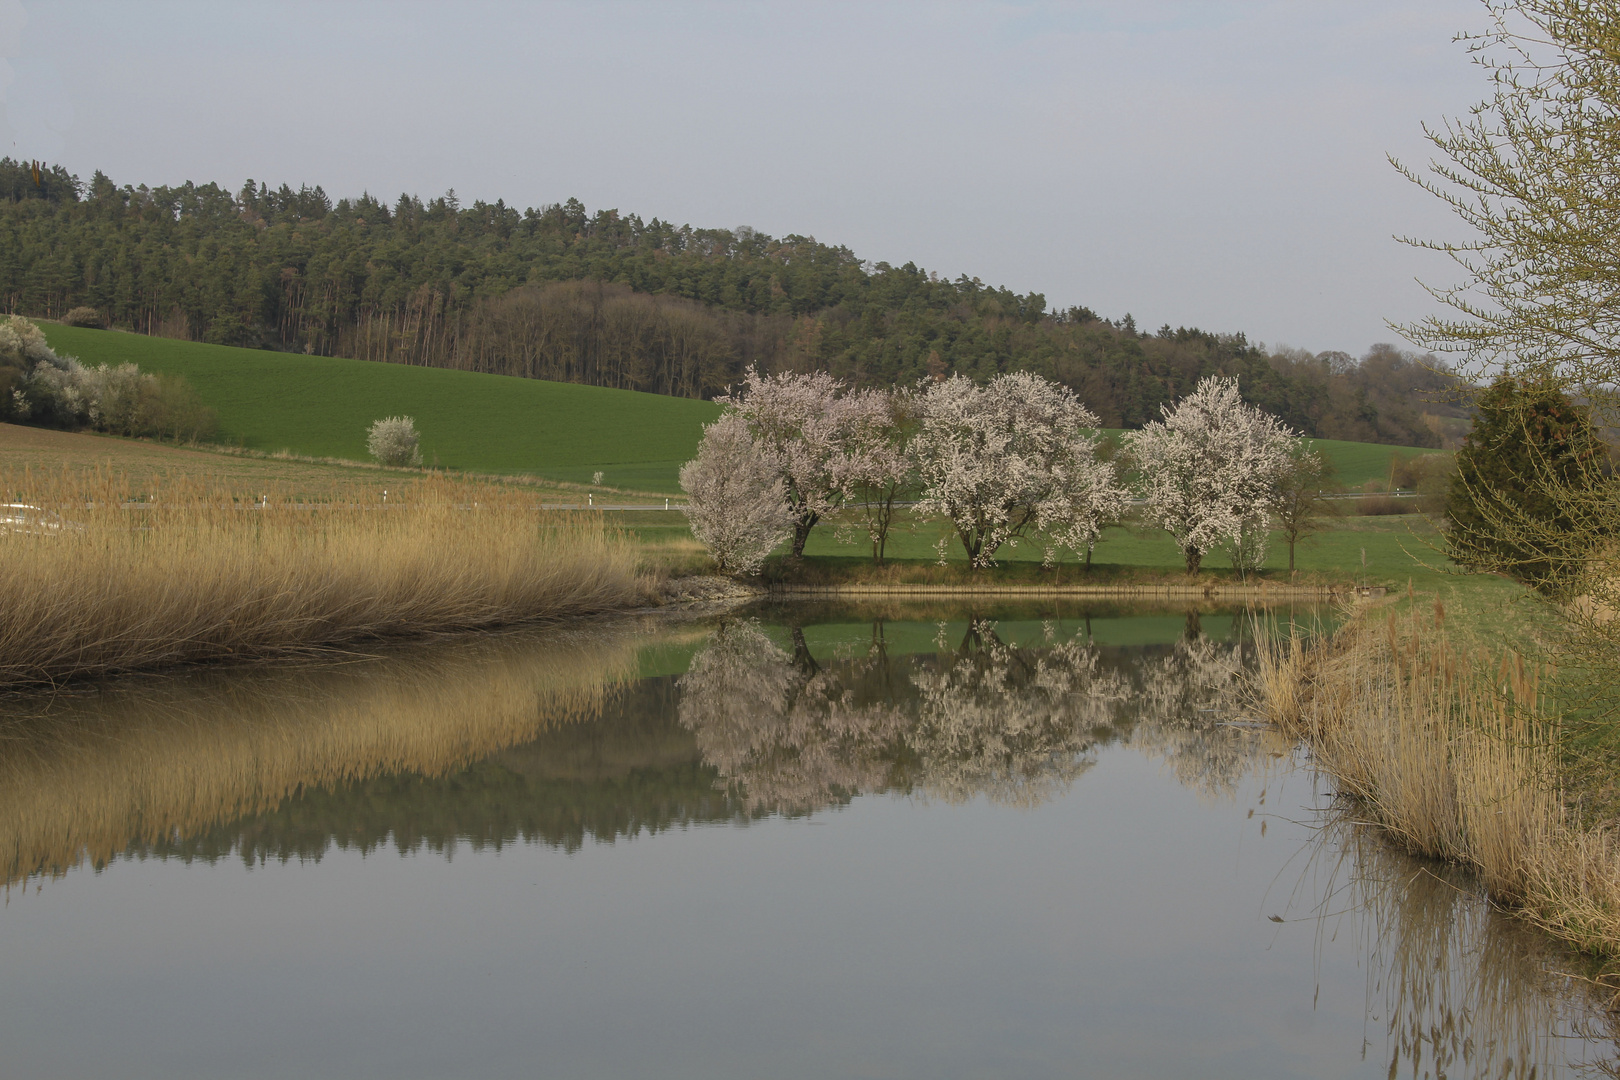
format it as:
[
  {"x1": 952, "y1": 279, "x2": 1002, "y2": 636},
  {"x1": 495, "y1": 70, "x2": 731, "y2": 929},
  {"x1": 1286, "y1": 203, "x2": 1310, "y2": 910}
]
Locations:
[{"x1": 0, "y1": 159, "x2": 1464, "y2": 445}]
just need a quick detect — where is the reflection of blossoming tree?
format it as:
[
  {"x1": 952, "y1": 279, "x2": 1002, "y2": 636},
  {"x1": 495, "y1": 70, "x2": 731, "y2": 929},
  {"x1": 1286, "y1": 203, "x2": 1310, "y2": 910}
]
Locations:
[
  {"x1": 676, "y1": 618, "x2": 1129, "y2": 813},
  {"x1": 675, "y1": 621, "x2": 908, "y2": 813},
  {"x1": 907, "y1": 622, "x2": 1127, "y2": 807},
  {"x1": 677, "y1": 615, "x2": 1288, "y2": 814},
  {"x1": 1126, "y1": 632, "x2": 1266, "y2": 798}
]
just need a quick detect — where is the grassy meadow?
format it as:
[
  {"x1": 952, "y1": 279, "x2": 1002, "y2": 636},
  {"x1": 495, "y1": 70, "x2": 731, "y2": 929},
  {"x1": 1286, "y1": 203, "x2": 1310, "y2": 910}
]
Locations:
[{"x1": 41, "y1": 324, "x2": 721, "y2": 493}]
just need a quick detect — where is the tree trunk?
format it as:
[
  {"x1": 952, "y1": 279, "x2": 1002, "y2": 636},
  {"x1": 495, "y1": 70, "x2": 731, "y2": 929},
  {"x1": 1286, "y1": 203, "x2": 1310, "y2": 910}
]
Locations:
[
  {"x1": 791, "y1": 512, "x2": 818, "y2": 559},
  {"x1": 1184, "y1": 546, "x2": 1202, "y2": 575},
  {"x1": 1288, "y1": 538, "x2": 1296, "y2": 572}
]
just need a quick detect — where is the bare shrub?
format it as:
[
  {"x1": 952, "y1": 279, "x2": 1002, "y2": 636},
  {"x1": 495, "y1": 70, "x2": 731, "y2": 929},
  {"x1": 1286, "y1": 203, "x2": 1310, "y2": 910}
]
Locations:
[
  {"x1": 367, "y1": 415, "x2": 422, "y2": 467},
  {"x1": 1358, "y1": 494, "x2": 1415, "y2": 516}
]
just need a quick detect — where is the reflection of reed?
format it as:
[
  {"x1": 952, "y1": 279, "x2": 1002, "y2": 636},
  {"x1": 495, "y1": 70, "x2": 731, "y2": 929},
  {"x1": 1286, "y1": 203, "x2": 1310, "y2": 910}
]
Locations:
[
  {"x1": 1304, "y1": 815, "x2": 1620, "y2": 1078},
  {"x1": 0, "y1": 623, "x2": 645, "y2": 888}
]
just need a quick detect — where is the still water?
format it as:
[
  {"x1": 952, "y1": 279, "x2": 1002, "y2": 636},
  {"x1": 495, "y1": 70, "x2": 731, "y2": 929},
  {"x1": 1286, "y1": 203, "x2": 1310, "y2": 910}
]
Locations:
[{"x1": 0, "y1": 602, "x2": 1614, "y2": 1079}]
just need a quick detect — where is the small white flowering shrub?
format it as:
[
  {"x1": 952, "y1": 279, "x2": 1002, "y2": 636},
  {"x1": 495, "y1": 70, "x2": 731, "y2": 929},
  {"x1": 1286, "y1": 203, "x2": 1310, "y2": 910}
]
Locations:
[{"x1": 367, "y1": 416, "x2": 423, "y2": 467}]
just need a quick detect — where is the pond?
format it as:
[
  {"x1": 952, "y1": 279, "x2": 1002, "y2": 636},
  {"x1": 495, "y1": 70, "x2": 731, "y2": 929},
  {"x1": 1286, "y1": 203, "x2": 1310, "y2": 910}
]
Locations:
[{"x1": 0, "y1": 601, "x2": 1614, "y2": 1079}]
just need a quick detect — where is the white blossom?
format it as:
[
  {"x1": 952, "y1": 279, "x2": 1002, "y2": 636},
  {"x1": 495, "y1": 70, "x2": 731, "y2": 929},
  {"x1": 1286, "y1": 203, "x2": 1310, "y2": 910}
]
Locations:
[
  {"x1": 828, "y1": 387, "x2": 915, "y2": 563},
  {"x1": 718, "y1": 368, "x2": 857, "y2": 557},
  {"x1": 1125, "y1": 376, "x2": 1294, "y2": 574},
  {"x1": 912, "y1": 372, "x2": 1126, "y2": 567},
  {"x1": 679, "y1": 412, "x2": 794, "y2": 575}
]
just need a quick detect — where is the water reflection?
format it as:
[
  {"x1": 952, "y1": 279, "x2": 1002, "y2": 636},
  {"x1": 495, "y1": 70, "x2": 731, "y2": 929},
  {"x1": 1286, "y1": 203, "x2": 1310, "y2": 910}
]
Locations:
[
  {"x1": 0, "y1": 606, "x2": 1615, "y2": 1077},
  {"x1": 675, "y1": 615, "x2": 1271, "y2": 813},
  {"x1": 0, "y1": 621, "x2": 663, "y2": 886},
  {"x1": 1303, "y1": 814, "x2": 1620, "y2": 1077}
]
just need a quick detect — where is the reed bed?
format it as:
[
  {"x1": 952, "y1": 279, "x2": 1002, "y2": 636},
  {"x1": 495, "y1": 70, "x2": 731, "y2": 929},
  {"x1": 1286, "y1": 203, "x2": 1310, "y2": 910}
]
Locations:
[
  {"x1": 0, "y1": 623, "x2": 645, "y2": 888},
  {"x1": 0, "y1": 466, "x2": 648, "y2": 686},
  {"x1": 1256, "y1": 600, "x2": 1620, "y2": 966}
]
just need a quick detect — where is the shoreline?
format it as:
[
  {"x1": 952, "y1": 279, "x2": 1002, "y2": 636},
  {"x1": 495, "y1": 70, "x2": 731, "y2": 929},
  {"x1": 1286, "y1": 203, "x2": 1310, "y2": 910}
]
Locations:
[
  {"x1": 1257, "y1": 597, "x2": 1620, "y2": 967},
  {"x1": 762, "y1": 581, "x2": 1366, "y2": 601}
]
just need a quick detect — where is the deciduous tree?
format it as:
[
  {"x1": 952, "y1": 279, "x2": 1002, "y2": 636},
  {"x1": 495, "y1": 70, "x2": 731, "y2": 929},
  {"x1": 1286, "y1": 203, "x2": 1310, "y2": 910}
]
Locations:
[
  {"x1": 1126, "y1": 376, "x2": 1294, "y2": 574},
  {"x1": 718, "y1": 367, "x2": 854, "y2": 558},
  {"x1": 679, "y1": 412, "x2": 794, "y2": 575},
  {"x1": 830, "y1": 387, "x2": 915, "y2": 564},
  {"x1": 912, "y1": 372, "x2": 1125, "y2": 568},
  {"x1": 1269, "y1": 441, "x2": 1339, "y2": 573}
]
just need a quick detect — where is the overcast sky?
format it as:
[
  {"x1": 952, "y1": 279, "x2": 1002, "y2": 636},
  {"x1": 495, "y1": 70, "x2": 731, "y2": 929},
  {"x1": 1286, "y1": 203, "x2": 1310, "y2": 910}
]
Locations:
[{"x1": 0, "y1": 0, "x2": 1489, "y2": 356}]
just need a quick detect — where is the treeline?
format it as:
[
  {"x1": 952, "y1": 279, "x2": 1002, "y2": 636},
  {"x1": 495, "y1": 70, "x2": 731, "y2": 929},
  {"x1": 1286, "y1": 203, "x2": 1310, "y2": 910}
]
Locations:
[{"x1": 0, "y1": 159, "x2": 1465, "y2": 445}]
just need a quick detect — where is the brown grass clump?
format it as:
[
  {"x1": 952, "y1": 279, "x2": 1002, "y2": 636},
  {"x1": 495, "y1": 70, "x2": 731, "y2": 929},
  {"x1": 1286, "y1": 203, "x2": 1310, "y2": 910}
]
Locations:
[
  {"x1": 0, "y1": 466, "x2": 649, "y2": 686},
  {"x1": 1257, "y1": 600, "x2": 1620, "y2": 965}
]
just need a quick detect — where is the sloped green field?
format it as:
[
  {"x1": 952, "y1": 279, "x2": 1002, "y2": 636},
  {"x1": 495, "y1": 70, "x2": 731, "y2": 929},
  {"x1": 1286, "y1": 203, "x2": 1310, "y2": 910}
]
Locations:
[
  {"x1": 39, "y1": 325, "x2": 1440, "y2": 495},
  {"x1": 41, "y1": 325, "x2": 722, "y2": 493}
]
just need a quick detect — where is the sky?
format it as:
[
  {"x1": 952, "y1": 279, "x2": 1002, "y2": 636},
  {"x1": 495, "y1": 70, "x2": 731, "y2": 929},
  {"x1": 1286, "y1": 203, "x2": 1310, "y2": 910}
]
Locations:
[{"x1": 0, "y1": 0, "x2": 1490, "y2": 357}]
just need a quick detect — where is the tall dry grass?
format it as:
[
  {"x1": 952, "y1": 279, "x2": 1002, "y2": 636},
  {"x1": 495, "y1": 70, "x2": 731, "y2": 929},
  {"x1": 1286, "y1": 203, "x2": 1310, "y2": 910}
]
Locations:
[
  {"x1": 1257, "y1": 600, "x2": 1620, "y2": 966},
  {"x1": 0, "y1": 622, "x2": 646, "y2": 888},
  {"x1": 0, "y1": 466, "x2": 649, "y2": 686}
]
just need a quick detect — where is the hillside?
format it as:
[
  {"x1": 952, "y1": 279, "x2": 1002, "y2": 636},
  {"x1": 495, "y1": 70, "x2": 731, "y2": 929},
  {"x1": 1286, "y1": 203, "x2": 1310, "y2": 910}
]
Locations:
[
  {"x1": 41, "y1": 325, "x2": 720, "y2": 493},
  {"x1": 35, "y1": 324, "x2": 1435, "y2": 493},
  {"x1": 2, "y1": 159, "x2": 1466, "y2": 447}
]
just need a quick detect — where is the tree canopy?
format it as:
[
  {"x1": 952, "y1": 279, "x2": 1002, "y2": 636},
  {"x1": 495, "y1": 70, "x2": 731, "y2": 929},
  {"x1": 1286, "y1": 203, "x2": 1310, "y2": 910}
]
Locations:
[{"x1": 0, "y1": 158, "x2": 1460, "y2": 442}]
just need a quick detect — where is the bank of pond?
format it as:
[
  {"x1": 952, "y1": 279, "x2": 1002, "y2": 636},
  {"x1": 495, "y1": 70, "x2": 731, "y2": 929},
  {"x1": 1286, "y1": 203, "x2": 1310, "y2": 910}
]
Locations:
[{"x1": 0, "y1": 601, "x2": 1612, "y2": 1079}]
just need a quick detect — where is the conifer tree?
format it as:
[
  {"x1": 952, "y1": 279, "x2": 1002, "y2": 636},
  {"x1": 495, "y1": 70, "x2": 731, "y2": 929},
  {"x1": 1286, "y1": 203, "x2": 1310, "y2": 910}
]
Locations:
[{"x1": 1445, "y1": 377, "x2": 1603, "y2": 592}]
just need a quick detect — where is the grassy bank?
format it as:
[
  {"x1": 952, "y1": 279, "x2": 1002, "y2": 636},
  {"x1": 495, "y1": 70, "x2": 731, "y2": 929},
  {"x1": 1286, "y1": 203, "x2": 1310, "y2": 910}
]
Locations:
[
  {"x1": 0, "y1": 467, "x2": 647, "y2": 687},
  {"x1": 1257, "y1": 589, "x2": 1620, "y2": 967},
  {"x1": 603, "y1": 510, "x2": 1458, "y2": 589}
]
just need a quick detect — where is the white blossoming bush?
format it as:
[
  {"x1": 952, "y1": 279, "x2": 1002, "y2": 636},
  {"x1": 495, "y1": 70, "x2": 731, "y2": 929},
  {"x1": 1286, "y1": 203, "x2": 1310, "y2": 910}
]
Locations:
[
  {"x1": 680, "y1": 412, "x2": 794, "y2": 575},
  {"x1": 828, "y1": 386, "x2": 916, "y2": 563},
  {"x1": 1125, "y1": 376, "x2": 1294, "y2": 574},
  {"x1": 367, "y1": 416, "x2": 422, "y2": 467},
  {"x1": 912, "y1": 372, "x2": 1126, "y2": 567},
  {"x1": 718, "y1": 367, "x2": 858, "y2": 557},
  {"x1": 2, "y1": 316, "x2": 215, "y2": 440}
]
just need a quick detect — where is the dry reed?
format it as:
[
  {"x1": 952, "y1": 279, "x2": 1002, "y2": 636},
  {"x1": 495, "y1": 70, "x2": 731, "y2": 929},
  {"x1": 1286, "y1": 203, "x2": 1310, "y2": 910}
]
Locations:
[
  {"x1": 0, "y1": 466, "x2": 649, "y2": 686},
  {"x1": 0, "y1": 622, "x2": 647, "y2": 888},
  {"x1": 1256, "y1": 600, "x2": 1620, "y2": 967}
]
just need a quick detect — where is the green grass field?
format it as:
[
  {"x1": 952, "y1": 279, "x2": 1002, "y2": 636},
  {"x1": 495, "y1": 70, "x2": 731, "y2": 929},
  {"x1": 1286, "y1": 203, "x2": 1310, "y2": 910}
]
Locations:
[
  {"x1": 612, "y1": 505, "x2": 1512, "y2": 603},
  {"x1": 42, "y1": 325, "x2": 721, "y2": 493},
  {"x1": 41, "y1": 324, "x2": 1442, "y2": 495}
]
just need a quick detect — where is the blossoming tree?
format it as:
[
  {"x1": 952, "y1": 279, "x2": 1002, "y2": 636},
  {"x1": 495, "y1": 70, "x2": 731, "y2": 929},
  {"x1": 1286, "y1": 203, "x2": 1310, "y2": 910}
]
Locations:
[
  {"x1": 679, "y1": 412, "x2": 793, "y2": 575},
  {"x1": 829, "y1": 386, "x2": 915, "y2": 564},
  {"x1": 719, "y1": 368, "x2": 855, "y2": 558},
  {"x1": 1125, "y1": 376, "x2": 1294, "y2": 574},
  {"x1": 912, "y1": 372, "x2": 1126, "y2": 568}
]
